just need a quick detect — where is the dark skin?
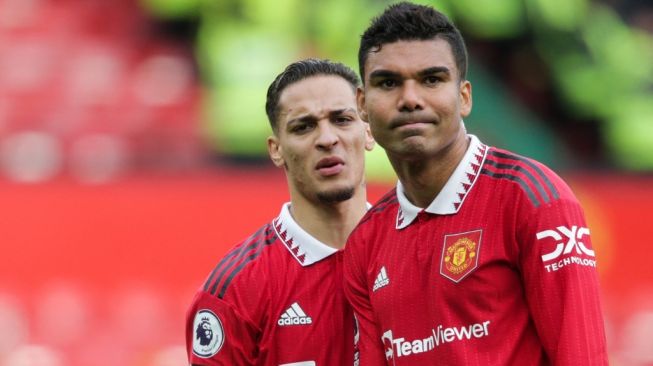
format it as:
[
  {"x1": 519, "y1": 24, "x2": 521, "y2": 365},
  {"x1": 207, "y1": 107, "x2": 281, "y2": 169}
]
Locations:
[{"x1": 358, "y1": 39, "x2": 472, "y2": 207}]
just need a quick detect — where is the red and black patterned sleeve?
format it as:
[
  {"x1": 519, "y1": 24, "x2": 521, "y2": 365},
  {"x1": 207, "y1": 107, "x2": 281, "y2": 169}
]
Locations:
[
  {"x1": 516, "y1": 163, "x2": 608, "y2": 365},
  {"x1": 186, "y1": 290, "x2": 260, "y2": 365},
  {"x1": 186, "y1": 224, "x2": 274, "y2": 365}
]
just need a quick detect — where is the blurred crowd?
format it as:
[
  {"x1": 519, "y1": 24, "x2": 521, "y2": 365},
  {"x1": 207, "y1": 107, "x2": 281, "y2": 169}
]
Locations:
[
  {"x1": 1, "y1": 0, "x2": 652, "y2": 185},
  {"x1": 0, "y1": 0, "x2": 203, "y2": 184}
]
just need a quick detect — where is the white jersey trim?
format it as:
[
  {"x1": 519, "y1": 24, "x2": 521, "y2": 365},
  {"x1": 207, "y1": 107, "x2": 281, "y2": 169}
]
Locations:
[
  {"x1": 273, "y1": 203, "x2": 337, "y2": 266},
  {"x1": 396, "y1": 134, "x2": 488, "y2": 229},
  {"x1": 274, "y1": 202, "x2": 371, "y2": 266}
]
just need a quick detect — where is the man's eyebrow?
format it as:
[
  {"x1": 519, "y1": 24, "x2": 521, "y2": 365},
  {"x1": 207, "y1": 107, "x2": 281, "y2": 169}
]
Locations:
[
  {"x1": 287, "y1": 114, "x2": 317, "y2": 125},
  {"x1": 329, "y1": 108, "x2": 357, "y2": 116},
  {"x1": 286, "y1": 108, "x2": 357, "y2": 125},
  {"x1": 368, "y1": 70, "x2": 401, "y2": 80},
  {"x1": 369, "y1": 67, "x2": 451, "y2": 80},
  {"x1": 417, "y1": 66, "x2": 450, "y2": 77}
]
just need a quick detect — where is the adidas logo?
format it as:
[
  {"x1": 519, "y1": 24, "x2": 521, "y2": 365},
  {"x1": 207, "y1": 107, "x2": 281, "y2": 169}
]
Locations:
[
  {"x1": 373, "y1": 266, "x2": 390, "y2": 292},
  {"x1": 277, "y1": 302, "x2": 313, "y2": 326}
]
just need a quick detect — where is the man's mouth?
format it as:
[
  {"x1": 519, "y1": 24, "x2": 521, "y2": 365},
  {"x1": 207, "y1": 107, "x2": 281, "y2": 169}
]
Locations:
[
  {"x1": 316, "y1": 157, "x2": 345, "y2": 177},
  {"x1": 390, "y1": 115, "x2": 436, "y2": 129}
]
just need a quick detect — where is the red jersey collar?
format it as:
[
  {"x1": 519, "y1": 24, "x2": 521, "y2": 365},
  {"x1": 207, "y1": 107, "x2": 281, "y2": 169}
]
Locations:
[
  {"x1": 272, "y1": 202, "x2": 338, "y2": 266},
  {"x1": 395, "y1": 135, "x2": 488, "y2": 229}
]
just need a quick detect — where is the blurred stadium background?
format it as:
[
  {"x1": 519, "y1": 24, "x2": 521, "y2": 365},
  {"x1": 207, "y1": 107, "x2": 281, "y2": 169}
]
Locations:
[{"x1": 0, "y1": 0, "x2": 651, "y2": 364}]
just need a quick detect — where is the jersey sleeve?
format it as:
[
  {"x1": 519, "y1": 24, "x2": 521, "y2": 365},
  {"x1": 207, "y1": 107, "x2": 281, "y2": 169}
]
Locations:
[
  {"x1": 186, "y1": 290, "x2": 260, "y2": 365},
  {"x1": 344, "y1": 229, "x2": 387, "y2": 366},
  {"x1": 517, "y1": 180, "x2": 608, "y2": 365}
]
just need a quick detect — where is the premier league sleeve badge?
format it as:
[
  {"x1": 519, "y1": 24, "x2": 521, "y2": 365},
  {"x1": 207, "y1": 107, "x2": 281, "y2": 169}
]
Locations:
[{"x1": 192, "y1": 309, "x2": 225, "y2": 358}]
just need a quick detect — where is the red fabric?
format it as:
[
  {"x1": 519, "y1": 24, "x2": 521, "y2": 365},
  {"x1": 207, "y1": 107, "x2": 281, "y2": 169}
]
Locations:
[
  {"x1": 344, "y1": 147, "x2": 608, "y2": 365},
  {"x1": 186, "y1": 221, "x2": 355, "y2": 365}
]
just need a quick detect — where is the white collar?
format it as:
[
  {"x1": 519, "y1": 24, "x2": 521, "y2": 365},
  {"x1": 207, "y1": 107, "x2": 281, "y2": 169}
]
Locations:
[
  {"x1": 396, "y1": 135, "x2": 488, "y2": 229},
  {"x1": 273, "y1": 202, "x2": 369, "y2": 266}
]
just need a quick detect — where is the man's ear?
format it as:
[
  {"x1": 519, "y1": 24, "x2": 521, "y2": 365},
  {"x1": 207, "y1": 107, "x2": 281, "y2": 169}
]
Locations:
[
  {"x1": 459, "y1": 80, "x2": 472, "y2": 118},
  {"x1": 357, "y1": 87, "x2": 369, "y2": 122},
  {"x1": 364, "y1": 122, "x2": 375, "y2": 151},
  {"x1": 267, "y1": 135, "x2": 285, "y2": 168}
]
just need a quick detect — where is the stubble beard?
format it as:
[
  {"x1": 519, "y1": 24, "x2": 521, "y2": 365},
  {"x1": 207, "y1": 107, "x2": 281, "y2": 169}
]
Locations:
[{"x1": 316, "y1": 187, "x2": 355, "y2": 204}]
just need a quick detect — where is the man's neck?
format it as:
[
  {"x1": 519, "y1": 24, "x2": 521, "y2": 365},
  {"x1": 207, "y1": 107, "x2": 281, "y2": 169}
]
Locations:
[
  {"x1": 288, "y1": 189, "x2": 368, "y2": 250},
  {"x1": 391, "y1": 134, "x2": 470, "y2": 208}
]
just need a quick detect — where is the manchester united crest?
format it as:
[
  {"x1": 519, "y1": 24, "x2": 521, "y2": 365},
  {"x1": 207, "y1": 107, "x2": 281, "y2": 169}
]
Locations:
[{"x1": 440, "y1": 230, "x2": 482, "y2": 282}]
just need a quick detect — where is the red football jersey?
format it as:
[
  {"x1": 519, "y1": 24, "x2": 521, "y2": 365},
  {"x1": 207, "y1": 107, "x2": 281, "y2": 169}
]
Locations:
[
  {"x1": 344, "y1": 135, "x2": 608, "y2": 365},
  {"x1": 187, "y1": 203, "x2": 355, "y2": 366}
]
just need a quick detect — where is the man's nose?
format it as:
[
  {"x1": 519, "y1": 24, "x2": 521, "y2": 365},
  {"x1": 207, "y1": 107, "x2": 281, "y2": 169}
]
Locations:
[
  {"x1": 315, "y1": 121, "x2": 339, "y2": 149},
  {"x1": 398, "y1": 80, "x2": 424, "y2": 112}
]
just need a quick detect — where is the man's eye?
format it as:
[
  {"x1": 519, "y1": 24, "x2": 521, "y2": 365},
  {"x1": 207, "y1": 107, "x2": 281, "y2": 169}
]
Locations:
[
  {"x1": 424, "y1": 76, "x2": 440, "y2": 85},
  {"x1": 379, "y1": 79, "x2": 397, "y2": 89},
  {"x1": 335, "y1": 116, "x2": 353, "y2": 124},
  {"x1": 291, "y1": 124, "x2": 311, "y2": 133}
]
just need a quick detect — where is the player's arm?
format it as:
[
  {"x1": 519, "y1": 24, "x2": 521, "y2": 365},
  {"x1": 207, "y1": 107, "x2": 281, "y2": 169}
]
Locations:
[
  {"x1": 186, "y1": 290, "x2": 260, "y2": 365},
  {"x1": 518, "y1": 189, "x2": 608, "y2": 365},
  {"x1": 344, "y1": 232, "x2": 387, "y2": 366}
]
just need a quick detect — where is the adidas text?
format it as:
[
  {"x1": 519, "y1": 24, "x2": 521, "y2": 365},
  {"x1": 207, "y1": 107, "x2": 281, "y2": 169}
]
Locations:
[
  {"x1": 278, "y1": 302, "x2": 313, "y2": 326},
  {"x1": 278, "y1": 316, "x2": 313, "y2": 326}
]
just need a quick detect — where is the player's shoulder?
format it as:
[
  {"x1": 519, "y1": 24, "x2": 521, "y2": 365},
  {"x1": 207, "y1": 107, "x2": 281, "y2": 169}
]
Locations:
[
  {"x1": 199, "y1": 222, "x2": 278, "y2": 300},
  {"x1": 354, "y1": 188, "x2": 398, "y2": 232},
  {"x1": 481, "y1": 146, "x2": 576, "y2": 207}
]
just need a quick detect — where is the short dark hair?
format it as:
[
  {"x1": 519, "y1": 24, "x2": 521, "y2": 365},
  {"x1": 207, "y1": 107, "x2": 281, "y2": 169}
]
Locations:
[
  {"x1": 265, "y1": 58, "x2": 360, "y2": 132},
  {"x1": 358, "y1": 2, "x2": 468, "y2": 82}
]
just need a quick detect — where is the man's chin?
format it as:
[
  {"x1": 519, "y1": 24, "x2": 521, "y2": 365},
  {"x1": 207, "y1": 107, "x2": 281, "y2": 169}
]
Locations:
[
  {"x1": 385, "y1": 138, "x2": 432, "y2": 160},
  {"x1": 316, "y1": 187, "x2": 355, "y2": 204}
]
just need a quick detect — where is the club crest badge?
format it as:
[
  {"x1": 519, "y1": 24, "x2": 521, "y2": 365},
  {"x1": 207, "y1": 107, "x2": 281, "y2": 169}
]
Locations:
[
  {"x1": 192, "y1": 309, "x2": 225, "y2": 358},
  {"x1": 440, "y1": 229, "x2": 482, "y2": 283}
]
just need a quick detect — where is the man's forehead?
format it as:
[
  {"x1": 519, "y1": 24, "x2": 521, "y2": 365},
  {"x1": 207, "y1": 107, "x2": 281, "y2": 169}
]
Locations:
[
  {"x1": 279, "y1": 75, "x2": 355, "y2": 101},
  {"x1": 364, "y1": 38, "x2": 457, "y2": 75},
  {"x1": 278, "y1": 77, "x2": 357, "y2": 121}
]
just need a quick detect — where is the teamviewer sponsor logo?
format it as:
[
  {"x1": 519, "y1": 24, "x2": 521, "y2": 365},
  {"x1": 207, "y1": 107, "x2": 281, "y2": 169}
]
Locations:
[
  {"x1": 537, "y1": 225, "x2": 596, "y2": 272},
  {"x1": 382, "y1": 321, "x2": 491, "y2": 359},
  {"x1": 278, "y1": 302, "x2": 313, "y2": 326}
]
